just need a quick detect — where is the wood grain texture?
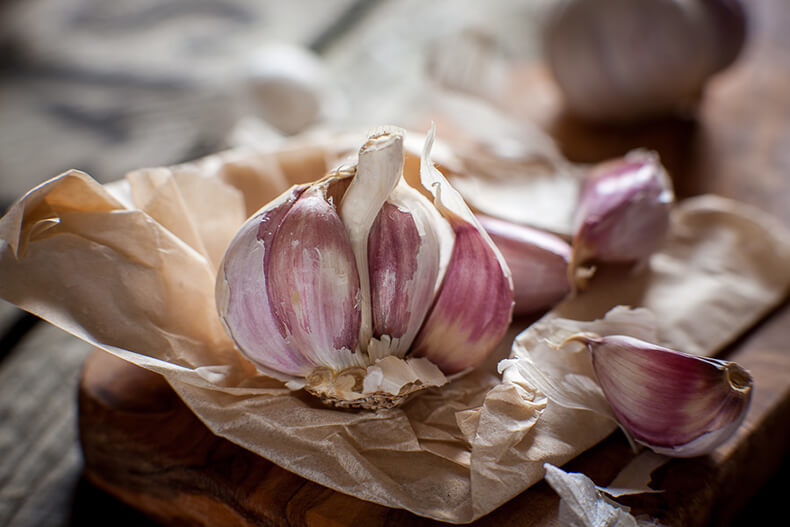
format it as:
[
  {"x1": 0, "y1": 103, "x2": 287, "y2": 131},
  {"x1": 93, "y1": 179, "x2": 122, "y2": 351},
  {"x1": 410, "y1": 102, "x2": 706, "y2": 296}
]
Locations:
[
  {"x1": 0, "y1": 324, "x2": 91, "y2": 526},
  {"x1": 0, "y1": 0, "x2": 360, "y2": 203}
]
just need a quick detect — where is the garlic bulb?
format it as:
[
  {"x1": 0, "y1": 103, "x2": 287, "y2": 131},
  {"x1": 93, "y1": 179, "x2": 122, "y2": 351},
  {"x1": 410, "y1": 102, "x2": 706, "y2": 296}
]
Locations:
[
  {"x1": 564, "y1": 333, "x2": 752, "y2": 457},
  {"x1": 243, "y1": 44, "x2": 344, "y2": 135},
  {"x1": 544, "y1": 0, "x2": 747, "y2": 122},
  {"x1": 571, "y1": 150, "x2": 674, "y2": 287},
  {"x1": 476, "y1": 215, "x2": 571, "y2": 315},
  {"x1": 216, "y1": 127, "x2": 514, "y2": 409}
]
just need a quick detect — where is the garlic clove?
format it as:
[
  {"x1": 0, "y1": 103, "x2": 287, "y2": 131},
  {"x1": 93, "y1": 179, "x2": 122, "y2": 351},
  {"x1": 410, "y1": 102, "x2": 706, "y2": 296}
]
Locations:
[
  {"x1": 565, "y1": 333, "x2": 752, "y2": 457},
  {"x1": 243, "y1": 43, "x2": 346, "y2": 134},
  {"x1": 571, "y1": 150, "x2": 674, "y2": 287},
  {"x1": 412, "y1": 217, "x2": 514, "y2": 374},
  {"x1": 367, "y1": 182, "x2": 453, "y2": 360},
  {"x1": 216, "y1": 186, "x2": 317, "y2": 378},
  {"x1": 266, "y1": 185, "x2": 362, "y2": 370},
  {"x1": 340, "y1": 128, "x2": 405, "y2": 354},
  {"x1": 409, "y1": 125, "x2": 514, "y2": 374},
  {"x1": 477, "y1": 214, "x2": 571, "y2": 315}
]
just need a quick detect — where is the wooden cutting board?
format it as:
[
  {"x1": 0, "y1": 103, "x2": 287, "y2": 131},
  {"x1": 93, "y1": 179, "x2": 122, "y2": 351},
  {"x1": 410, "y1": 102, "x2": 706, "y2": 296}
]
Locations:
[{"x1": 78, "y1": 2, "x2": 790, "y2": 525}]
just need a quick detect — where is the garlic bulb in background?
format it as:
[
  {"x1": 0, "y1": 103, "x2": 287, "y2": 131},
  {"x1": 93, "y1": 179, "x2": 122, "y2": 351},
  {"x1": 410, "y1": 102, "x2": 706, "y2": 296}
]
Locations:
[
  {"x1": 544, "y1": 0, "x2": 747, "y2": 122},
  {"x1": 563, "y1": 333, "x2": 753, "y2": 457},
  {"x1": 571, "y1": 150, "x2": 674, "y2": 287},
  {"x1": 243, "y1": 44, "x2": 345, "y2": 135},
  {"x1": 216, "y1": 127, "x2": 514, "y2": 409},
  {"x1": 477, "y1": 215, "x2": 571, "y2": 315}
]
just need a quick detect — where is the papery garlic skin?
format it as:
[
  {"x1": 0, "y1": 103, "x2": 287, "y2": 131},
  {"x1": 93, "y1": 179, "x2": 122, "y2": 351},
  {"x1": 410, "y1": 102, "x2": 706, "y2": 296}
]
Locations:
[
  {"x1": 565, "y1": 333, "x2": 752, "y2": 457},
  {"x1": 571, "y1": 150, "x2": 673, "y2": 287},
  {"x1": 216, "y1": 126, "x2": 513, "y2": 408},
  {"x1": 477, "y1": 215, "x2": 571, "y2": 315}
]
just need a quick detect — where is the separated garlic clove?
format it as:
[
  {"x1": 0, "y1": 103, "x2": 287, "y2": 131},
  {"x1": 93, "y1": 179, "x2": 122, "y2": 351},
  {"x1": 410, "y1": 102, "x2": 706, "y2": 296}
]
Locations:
[
  {"x1": 217, "y1": 126, "x2": 513, "y2": 408},
  {"x1": 570, "y1": 150, "x2": 674, "y2": 287},
  {"x1": 564, "y1": 333, "x2": 753, "y2": 457},
  {"x1": 477, "y1": 214, "x2": 571, "y2": 315}
]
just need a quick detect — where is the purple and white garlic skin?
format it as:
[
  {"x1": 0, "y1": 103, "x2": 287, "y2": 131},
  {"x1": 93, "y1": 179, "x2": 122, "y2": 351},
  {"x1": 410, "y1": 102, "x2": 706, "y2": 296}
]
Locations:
[
  {"x1": 564, "y1": 333, "x2": 752, "y2": 457},
  {"x1": 216, "y1": 126, "x2": 514, "y2": 409},
  {"x1": 476, "y1": 214, "x2": 572, "y2": 315},
  {"x1": 571, "y1": 150, "x2": 674, "y2": 287}
]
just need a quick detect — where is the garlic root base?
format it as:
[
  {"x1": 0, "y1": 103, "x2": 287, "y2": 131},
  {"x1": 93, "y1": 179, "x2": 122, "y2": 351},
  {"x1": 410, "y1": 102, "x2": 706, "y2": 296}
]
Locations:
[{"x1": 302, "y1": 356, "x2": 448, "y2": 410}]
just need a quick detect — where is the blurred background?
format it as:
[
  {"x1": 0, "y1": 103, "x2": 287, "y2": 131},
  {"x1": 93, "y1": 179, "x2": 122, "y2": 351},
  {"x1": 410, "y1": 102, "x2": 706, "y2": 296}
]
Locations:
[{"x1": 0, "y1": 0, "x2": 554, "y2": 209}]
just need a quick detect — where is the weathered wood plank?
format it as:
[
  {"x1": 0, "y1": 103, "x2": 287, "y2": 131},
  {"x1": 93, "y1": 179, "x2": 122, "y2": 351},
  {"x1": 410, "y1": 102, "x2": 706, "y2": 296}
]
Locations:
[
  {"x1": 0, "y1": 324, "x2": 91, "y2": 526},
  {"x1": 0, "y1": 300, "x2": 22, "y2": 342},
  {"x1": 0, "y1": 0, "x2": 360, "y2": 203}
]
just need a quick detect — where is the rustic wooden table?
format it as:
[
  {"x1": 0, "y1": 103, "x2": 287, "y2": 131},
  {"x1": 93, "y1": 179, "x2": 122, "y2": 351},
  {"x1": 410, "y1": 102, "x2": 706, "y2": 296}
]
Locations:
[{"x1": 1, "y1": 0, "x2": 788, "y2": 525}]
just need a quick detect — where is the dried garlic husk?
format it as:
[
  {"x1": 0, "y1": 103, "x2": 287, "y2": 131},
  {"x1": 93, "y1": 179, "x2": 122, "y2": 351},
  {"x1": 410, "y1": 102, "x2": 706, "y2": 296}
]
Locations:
[
  {"x1": 571, "y1": 150, "x2": 674, "y2": 287},
  {"x1": 564, "y1": 333, "x2": 753, "y2": 457},
  {"x1": 477, "y1": 214, "x2": 571, "y2": 315},
  {"x1": 216, "y1": 126, "x2": 514, "y2": 409}
]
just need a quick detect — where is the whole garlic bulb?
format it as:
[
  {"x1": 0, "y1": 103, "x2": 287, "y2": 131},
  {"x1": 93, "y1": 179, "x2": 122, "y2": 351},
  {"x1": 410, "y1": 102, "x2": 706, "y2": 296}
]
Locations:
[
  {"x1": 544, "y1": 0, "x2": 747, "y2": 122},
  {"x1": 244, "y1": 44, "x2": 344, "y2": 135},
  {"x1": 216, "y1": 127, "x2": 514, "y2": 409}
]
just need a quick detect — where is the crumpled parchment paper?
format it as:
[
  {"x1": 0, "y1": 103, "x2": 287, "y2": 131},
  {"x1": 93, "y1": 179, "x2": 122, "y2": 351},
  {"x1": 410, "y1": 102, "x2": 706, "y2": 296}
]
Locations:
[{"x1": 1, "y1": 131, "x2": 790, "y2": 523}]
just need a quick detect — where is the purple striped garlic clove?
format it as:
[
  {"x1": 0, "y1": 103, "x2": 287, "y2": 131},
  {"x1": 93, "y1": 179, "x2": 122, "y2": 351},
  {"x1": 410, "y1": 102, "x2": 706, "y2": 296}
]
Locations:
[
  {"x1": 217, "y1": 184, "x2": 362, "y2": 380},
  {"x1": 266, "y1": 186, "x2": 362, "y2": 367},
  {"x1": 367, "y1": 185, "x2": 449, "y2": 360},
  {"x1": 571, "y1": 150, "x2": 674, "y2": 288},
  {"x1": 217, "y1": 126, "x2": 514, "y2": 409},
  {"x1": 412, "y1": 217, "x2": 514, "y2": 373},
  {"x1": 565, "y1": 333, "x2": 752, "y2": 457},
  {"x1": 477, "y1": 214, "x2": 571, "y2": 315},
  {"x1": 411, "y1": 128, "x2": 514, "y2": 374}
]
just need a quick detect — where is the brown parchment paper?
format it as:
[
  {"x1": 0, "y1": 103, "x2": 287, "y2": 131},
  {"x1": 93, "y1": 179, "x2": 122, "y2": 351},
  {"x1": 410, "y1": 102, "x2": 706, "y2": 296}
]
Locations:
[{"x1": 2, "y1": 135, "x2": 790, "y2": 523}]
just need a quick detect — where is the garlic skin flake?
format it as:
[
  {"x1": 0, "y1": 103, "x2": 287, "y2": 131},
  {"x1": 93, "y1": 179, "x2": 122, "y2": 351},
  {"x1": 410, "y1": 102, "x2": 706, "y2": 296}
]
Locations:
[
  {"x1": 564, "y1": 333, "x2": 753, "y2": 457},
  {"x1": 571, "y1": 151, "x2": 674, "y2": 287},
  {"x1": 216, "y1": 127, "x2": 514, "y2": 409}
]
